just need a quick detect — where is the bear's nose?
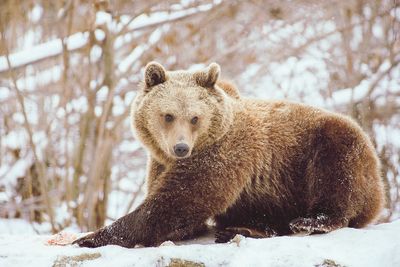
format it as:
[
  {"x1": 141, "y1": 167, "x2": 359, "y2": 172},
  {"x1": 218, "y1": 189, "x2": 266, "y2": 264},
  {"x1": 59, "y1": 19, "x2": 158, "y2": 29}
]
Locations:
[{"x1": 174, "y1": 143, "x2": 189, "y2": 157}]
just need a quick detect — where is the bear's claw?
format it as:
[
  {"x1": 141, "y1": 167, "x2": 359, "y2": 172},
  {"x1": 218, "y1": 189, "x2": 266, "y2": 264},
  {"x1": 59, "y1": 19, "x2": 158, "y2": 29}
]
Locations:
[
  {"x1": 72, "y1": 233, "x2": 100, "y2": 248},
  {"x1": 215, "y1": 226, "x2": 277, "y2": 243},
  {"x1": 289, "y1": 214, "x2": 347, "y2": 235}
]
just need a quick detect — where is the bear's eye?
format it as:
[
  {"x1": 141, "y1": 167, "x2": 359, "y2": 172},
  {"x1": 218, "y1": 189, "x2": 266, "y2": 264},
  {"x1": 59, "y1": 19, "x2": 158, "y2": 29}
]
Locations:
[
  {"x1": 165, "y1": 114, "x2": 174, "y2": 123},
  {"x1": 191, "y1": 116, "x2": 199, "y2": 125}
]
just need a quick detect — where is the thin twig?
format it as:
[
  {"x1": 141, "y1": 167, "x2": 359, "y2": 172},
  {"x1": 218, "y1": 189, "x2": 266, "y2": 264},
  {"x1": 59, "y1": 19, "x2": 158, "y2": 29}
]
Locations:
[{"x1": 1, "y1": 29, "x2": 56, "y2": 233}]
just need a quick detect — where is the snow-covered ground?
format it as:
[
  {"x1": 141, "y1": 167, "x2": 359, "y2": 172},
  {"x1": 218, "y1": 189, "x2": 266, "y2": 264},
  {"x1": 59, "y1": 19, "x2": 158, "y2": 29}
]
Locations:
[{"x1": 0, "y1": 220, "x2": 399, "y2": 267}]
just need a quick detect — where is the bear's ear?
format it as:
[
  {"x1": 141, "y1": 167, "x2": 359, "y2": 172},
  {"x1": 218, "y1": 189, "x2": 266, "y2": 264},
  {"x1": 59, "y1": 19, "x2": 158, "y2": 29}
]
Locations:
[
  {"x1": 195, "y1": 62, "x2": 220, "y2": 88},
  {"x1": 144, "y1": 62, "x2": 167, "y2": 89}
]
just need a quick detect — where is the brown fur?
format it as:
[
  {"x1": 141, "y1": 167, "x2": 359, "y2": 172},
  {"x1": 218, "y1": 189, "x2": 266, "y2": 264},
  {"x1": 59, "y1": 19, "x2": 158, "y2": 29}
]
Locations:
[
  {"x1": 74, "y1": 62, "x2": 385, "y2": 248},
  {"x1": 216, "y1": 80, "x2": 240, "y2": 99}
]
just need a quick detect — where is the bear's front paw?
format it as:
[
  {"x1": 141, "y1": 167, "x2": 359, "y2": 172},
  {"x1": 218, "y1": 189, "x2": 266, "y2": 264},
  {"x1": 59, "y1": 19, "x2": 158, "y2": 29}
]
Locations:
[
  {"x1": 73, "y1": 226, "x2": 138, "y2": 248},
  {"x1": 215, "y1": 226, "x2": 277, "y2": 243},
  {"x1": 73, "y1": 231, "x2": 106, "y2": 248},
  {"x1": 289, "y1": 214, "x2": 337, "y2": 235},
  {"x1": 289, "y1": 214, "x2": 348, "y2": 235}
]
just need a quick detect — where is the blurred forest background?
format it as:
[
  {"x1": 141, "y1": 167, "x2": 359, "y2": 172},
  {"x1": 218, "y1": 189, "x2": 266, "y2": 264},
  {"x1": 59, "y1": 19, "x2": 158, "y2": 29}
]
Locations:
[{"x1": 0, "y1": 0, "x2": 399, "y2": 233}]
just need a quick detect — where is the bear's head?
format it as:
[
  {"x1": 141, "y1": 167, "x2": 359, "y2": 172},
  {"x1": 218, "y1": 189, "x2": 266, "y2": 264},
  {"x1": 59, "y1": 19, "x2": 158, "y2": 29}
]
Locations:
[{"x1": 131, "y1": 62, "x2": 234, "y2": 163}]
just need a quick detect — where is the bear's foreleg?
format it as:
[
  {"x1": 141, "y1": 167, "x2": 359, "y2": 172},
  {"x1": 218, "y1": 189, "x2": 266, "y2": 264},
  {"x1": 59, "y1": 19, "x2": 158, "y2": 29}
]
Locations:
[
  {"x1": 74, "y1": 164, "x2": 247, "y2": 248},
  {"x1": 146, "y1": 157, "x2": 165, "y2": 193}
]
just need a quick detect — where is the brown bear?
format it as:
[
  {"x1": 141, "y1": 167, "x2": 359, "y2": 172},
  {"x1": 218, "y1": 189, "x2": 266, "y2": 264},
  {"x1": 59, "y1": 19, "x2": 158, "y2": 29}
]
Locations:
[{"x1": 74, "y1": 62, "x2": 385, "y2": 248}]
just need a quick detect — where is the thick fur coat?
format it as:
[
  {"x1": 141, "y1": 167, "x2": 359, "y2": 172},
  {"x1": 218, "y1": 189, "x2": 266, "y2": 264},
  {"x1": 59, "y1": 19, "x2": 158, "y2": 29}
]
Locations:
[{"x1": 74, "y1": 62, "x2": 385, "y2": 248}]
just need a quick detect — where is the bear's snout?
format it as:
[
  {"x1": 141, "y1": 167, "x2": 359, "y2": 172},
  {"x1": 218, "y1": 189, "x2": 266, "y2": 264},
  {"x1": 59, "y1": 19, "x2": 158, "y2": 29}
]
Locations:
[{"x1": 174, "y1": 143, "x2": 190, "y2": 158}]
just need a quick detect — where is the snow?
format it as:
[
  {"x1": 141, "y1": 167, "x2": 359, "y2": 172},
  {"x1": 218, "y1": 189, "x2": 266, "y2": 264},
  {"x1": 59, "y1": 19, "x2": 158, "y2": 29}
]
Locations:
[
  {"x1": 326, "y1": 58, "x2": 399, "y2": 109},
  {"x1": 0, "y1": 32, "x2": 89, "y2": 73},
  {"x1": 94, "y1": 29, "x2": 106, "y2": 41},
  {"x1": 96, "y1": 11, "x2": 113, "y2": 27},
  {"x1": 16, "y1": 65, "x2": 62, "y2": 91},
  {"x1": 0, "y1": 219, "x2": 51, "y2": 235},
  {"x1": 29, "y1": 5, "x2": 43, "y2": 23},
  {"x1": 125, "y1": 2, "x2": 216, "y2": 32},
  {"x1": 0, "y1": 157, "x2": 31, "y2": 187},
  {"x1": 90, "y1": 45, "x2": 102, "y2": 63},
  {"x1": 117, "y1": 27, "x2": 165, "y2": 73},
  {"x1": 329, "y1": 80, "x2": 370, "y2": 107},
  {"x1": 374, "y1": 124, "x2": 400, "y2": 152},
  {"x1": 0, "y1": 220, "x2": 399, "y2": 267}
]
